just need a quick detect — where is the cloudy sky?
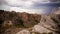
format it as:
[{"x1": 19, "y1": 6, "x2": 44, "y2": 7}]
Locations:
[{"x1": 0, "y1": 0, "x2": 60, "y2": 14}]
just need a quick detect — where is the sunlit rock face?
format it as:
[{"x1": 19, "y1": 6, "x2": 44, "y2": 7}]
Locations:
[{"x1": 34, "y1": 14, "x2": 60, "y2": 34}]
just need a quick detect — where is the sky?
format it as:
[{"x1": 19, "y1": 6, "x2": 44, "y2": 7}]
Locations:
[{"x1": 0, "y1": 0, "x2": 60, "y2": 14}]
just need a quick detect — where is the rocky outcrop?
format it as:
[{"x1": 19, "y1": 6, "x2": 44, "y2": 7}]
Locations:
[
  {"x1": 0, "y1": 10, "x2": 60, "y2": 34},
  {"x1": 0, "y1": 10, "x2": 41, "y2": 28},
  {"x1": 34, "y1": 14, "x2": 60, "y2": 34},
  {"x1": 0, "y1": 10, "x2": 41, "y2": 34}
]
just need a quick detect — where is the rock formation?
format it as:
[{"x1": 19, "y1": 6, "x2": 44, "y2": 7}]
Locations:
[
  {"x1": 34, "y1": 14, "x2": 60, "y2": 34},
  {"x1": 0, "y1": 10, "x2": 41, "y2": 34},
  {"x1": 0, "y1": 10, "x2": 60, "y2": 34}
]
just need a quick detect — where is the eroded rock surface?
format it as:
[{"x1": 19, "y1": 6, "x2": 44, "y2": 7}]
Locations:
[
  {"x1": 33, "y1": 14, "x2": 60, "y2": 34},
  {"x1": 16, "y1": 29, "x2": 30, "y2": 34},
  {"x1": 0, "y1": 10, "x2": 60, "y2": 34},
  {"x1": 0, "y1": 10, "x2": 41, "y2": 34}
]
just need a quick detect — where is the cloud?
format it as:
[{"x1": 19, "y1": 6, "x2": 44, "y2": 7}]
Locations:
[
  {"x1": 5, "y1": 0, "x2": 33, "y2": 8},
  {"x1": 4, "y1": 0, "x2": 60, "y2": 8},
  {"x1": 1, "y1": 0, "x2": 60, "y2": 8},
  {"x1": 0, "y1": 0, "x2": 60, "y2": 14},
  {"x1": 4, "y1": 0, "x2": 51, "y2": 8}
]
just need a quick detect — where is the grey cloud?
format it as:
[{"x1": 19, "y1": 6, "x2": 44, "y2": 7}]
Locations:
[
  {"x1": 49, "y1": 0, "x2": 60, "y2": 2},
  {"x1": 0, "y1": 0, "x2": 60, "y2": 14},
  {"x1": 0, "y1": 0, "x2": 7, "y2": 5},
  {"x1": 0, "y1": 0, "x2": 60, "y2": 8}
]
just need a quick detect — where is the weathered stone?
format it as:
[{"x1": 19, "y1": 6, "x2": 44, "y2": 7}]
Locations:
[
  {"x1": 0, "y1": 10, "x2": 41, "y2": 28},
  {"x1": 0, "y1": 10, "x2": 60, "y2": 34},
  {"x1": 34, "y1": 25, "x2": 52, "y2": 33},
  {"x1": 16, "y1": 29, "x2": 30, "y2": 34},
  {"x1": 33, "y1": 15, "x2": 60, "y2": 34}
]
